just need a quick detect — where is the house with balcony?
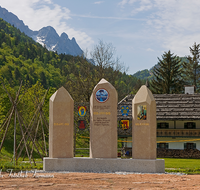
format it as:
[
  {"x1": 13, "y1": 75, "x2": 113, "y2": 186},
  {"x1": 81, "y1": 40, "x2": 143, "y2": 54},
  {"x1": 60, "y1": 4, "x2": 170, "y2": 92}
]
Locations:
[{"x1": 117, "y1": 86, "x2": 200, "y2": 152}]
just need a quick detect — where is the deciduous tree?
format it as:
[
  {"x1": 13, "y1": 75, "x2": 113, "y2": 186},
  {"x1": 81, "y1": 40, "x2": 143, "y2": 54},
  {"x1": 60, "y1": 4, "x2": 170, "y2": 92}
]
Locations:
[{"x1": 90, "y1": 40, "x2": 126, "y2": 84}]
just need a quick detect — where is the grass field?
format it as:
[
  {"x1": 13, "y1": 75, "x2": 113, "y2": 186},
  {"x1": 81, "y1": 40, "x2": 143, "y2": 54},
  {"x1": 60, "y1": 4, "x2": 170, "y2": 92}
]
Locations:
[
  {"x1": 1, "y1": 140, "x2": 200, "y2": 174},
  {"x1": 1, "y1": 154, "x2": 200, "y2": 174},
  {"x1": 0, "y1": 139, "x2": 43, "y2": 171},
  {"x1": 158, "y1": 158, "x2": 200, "y2": 174},
  {"x1": 163, "y1": 158, "x2": 200, "y2": 169}
]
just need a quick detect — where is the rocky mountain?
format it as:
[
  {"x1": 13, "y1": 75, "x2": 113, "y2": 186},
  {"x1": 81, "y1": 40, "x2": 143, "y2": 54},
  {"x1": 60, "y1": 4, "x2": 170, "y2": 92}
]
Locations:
[{"x1": 0, "y1": 6, "x2": 83, "y2": 56}]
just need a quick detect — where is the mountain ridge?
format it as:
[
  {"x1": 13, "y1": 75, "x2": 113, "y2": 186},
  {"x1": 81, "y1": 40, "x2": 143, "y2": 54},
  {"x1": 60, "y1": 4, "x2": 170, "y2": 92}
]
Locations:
[{"x1": 0, "y1": 6, "x2": 83, "y2": 56}]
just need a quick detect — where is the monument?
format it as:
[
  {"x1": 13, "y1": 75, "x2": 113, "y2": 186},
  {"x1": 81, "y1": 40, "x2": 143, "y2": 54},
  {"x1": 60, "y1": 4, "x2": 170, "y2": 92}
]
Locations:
[
  {"x1": 90, "y1": 78, "x2": 117, "y2": 158},
  {"x1": 44, "y1": 83, "x2": 165, "y2": 173}
]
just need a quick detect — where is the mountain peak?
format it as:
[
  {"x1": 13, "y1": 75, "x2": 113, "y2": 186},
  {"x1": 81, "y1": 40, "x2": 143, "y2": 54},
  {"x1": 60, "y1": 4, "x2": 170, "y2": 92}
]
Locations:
[
  {"x1": 41, "y1": 26, "x2": 56, "y2": 31},
  {"x1": 60, "y1": 32, "x2": 69, "y2": 39},
  {"x1": 0, "y1": 6, "x2": 83, "y2": 56},
  {"x1": 38, "y1": 26, "x2": 59, "y2": 38}
]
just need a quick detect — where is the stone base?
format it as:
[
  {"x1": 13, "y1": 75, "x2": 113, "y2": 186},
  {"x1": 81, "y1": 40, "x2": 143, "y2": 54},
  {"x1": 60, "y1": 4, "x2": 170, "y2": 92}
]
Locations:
[{"x1": 43, "y1": 157, "x2": 165, "y2": 173}]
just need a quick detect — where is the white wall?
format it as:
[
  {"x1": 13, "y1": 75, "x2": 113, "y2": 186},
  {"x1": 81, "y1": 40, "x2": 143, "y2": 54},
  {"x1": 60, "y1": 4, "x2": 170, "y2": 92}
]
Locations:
[
  {"x1": 157, "y1": 121, "x2": 174, "y2": 128},
  {"x1": 157, "y1": 120, "x2": 200, "y2": 129},
  {"x1": 196, "y1": 121, "x2": 200, "y2": 129},
  {"x1": 127, "y1": 137, "x2": 132, "y2": 147},
  {"x1": 124, "y1": 138, "x2": 200, "y2": 150},
  {"x1": 196, "y1": 141, "x2": 200, "y2": 150},
  {"x1": 169, "y1": 141, "x2": 200, "y2": 150},
  {"x1": 169, "y1": 142, "x2": 183, "y2": 149},
  {"x1": 157, "y1": 137, "x2": 200, "y2": 150},
  {"x1": 176, "y1": 120, "x2": 198, "y2": 129}
]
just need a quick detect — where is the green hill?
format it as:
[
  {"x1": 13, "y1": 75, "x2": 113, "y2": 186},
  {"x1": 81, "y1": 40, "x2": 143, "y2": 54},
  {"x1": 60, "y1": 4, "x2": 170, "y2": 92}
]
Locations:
[
  {"x1": 0, "y1": 18, "x2": 143, "y2": 102},
  {"x1": 132, "y1": 69, "x2": 153, "y2": 80}
]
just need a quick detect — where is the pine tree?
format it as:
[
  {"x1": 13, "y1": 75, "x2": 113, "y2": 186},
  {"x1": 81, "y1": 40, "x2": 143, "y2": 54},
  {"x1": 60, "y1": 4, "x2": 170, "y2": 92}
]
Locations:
[
  {"x1": 182, "y1": 42, "x2": 200, "y2": 91},
  {"x1": 151, "y1": 50, "x2": 183, "y2": 94}
]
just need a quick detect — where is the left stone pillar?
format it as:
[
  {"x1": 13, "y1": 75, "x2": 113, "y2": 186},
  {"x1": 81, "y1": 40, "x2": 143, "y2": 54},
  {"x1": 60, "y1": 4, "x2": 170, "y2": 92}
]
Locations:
[{"x1": 49, "y1": 86, "x2": 74, "y2": 158}]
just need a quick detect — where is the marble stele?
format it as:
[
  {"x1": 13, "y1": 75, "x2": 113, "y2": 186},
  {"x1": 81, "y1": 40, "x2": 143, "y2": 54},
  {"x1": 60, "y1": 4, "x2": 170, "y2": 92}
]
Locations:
[
  {"x1": 49, "y1": 86, "x2": 74, "y2": 158},
  {"x1": 90, "y1": 78, "x2": 118, "y2": 158}
]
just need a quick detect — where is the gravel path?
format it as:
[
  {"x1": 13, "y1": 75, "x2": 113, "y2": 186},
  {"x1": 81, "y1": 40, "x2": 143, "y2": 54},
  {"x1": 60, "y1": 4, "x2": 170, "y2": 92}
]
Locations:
[{"x1": 0, "y1": 171, "x2": 199, "y2": 190}]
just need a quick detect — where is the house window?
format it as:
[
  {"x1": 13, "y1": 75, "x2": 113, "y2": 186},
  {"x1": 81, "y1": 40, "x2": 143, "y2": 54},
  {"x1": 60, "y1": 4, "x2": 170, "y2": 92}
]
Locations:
[
  {"x1": 184, "y1": 122, "x2": 196, "y2": 129},
  {"x1": 157, "y1": 143, "x2": 169, "y2": 149},
  {"x1": 184, "y1": 143, "x2": 196, "y2": 149},
  {"x1": 157, "y1": 122, "x2": 169, "y2": 129}
]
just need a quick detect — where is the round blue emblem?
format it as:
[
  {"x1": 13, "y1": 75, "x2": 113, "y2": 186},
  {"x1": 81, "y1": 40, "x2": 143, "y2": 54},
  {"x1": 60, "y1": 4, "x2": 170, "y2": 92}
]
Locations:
[{"x1": 95, "y1": 89, "x2": 109, "y2": 103}]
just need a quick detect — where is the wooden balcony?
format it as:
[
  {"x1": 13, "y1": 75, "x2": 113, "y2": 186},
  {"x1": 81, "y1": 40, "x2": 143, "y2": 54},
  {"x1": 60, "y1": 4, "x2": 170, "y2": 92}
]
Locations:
[{"x1": 157, "y1": 129, "x2": 200, "y2": 137}]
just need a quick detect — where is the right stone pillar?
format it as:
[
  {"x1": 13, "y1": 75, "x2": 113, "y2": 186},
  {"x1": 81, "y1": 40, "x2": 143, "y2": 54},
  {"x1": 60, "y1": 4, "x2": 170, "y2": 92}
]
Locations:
[{"x1": 132, "y1": 85, "x2": 156, "y2": 159}]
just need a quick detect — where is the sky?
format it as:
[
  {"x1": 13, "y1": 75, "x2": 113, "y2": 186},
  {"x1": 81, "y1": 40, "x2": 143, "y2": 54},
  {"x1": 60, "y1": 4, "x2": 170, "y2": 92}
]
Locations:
[{"x1": 1, "y1": 0, "x2": 200, "y2": 74}]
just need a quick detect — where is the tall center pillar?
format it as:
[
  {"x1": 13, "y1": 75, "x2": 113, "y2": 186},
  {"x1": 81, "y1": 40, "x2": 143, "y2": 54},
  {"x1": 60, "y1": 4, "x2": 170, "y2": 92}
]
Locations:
[{"x1": 90, "y1": 78, "x2": 118, "y2": 158}]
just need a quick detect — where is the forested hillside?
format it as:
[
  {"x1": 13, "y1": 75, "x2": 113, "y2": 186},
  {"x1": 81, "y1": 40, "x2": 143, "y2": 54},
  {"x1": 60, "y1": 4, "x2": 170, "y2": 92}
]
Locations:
[
  {"x1": 0, "y1": 18, "x2": 143, "y2": 102},
  {"x1": 133, "y1": 69, "x2": 153, "y2": 80}
]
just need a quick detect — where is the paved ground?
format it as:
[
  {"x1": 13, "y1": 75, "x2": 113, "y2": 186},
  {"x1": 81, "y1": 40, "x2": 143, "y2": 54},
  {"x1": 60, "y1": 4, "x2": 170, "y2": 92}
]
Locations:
[{"x1": 0, "y1": 172, "x2": 200, "y2": 189}]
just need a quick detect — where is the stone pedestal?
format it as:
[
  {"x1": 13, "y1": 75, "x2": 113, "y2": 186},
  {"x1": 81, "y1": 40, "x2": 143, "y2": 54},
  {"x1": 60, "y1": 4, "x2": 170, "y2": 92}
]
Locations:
[
  {"x1": 49, "y1": 86, "x2": 74, "y2": 158},
  {"x1": 90, "y1": 78, "x2": 118, "y2": 158},
  {"x1": 43, "y1": 157, "x2": 165, "y2": 173},
  {"x1": 132, "y1": 85, "x2": 157, "y2": 159}
]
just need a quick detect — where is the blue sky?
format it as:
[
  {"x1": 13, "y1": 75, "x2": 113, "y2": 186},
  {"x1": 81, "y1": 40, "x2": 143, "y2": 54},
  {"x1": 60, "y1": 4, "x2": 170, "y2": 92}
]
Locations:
[{"x1": 1, "y1": 0, "x2": 200, "y2": 74}]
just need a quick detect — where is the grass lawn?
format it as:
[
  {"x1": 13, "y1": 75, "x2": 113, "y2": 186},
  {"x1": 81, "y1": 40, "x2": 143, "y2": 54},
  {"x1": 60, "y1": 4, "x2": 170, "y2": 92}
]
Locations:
[
  {"x1": 1, "y1": 140, "x2": 200, "y2": 174},
  {"x1": 0, "y1": 139, "x2": 43, "y2": 171},
  {"x1": 1, "y1": 155, "x2": 200, "y2": 174},
  {"x1": 163, "y1": 158, "x2": 200, "y2": 169},
  {"x1": 158, "y1": 158, "x2": 200, "y2": 174}
]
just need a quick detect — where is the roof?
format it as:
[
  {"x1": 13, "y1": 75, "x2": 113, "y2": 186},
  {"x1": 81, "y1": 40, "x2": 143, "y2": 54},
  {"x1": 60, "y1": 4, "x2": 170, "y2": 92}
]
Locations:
[{"x1": 118, "y1": 94, "x2": 200, "y2": 121}]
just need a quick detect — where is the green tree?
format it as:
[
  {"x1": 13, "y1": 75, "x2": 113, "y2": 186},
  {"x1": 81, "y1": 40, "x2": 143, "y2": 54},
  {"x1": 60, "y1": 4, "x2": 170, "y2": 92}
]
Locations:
[
  {"x1": 151, "y1": 50, "x2": 183, "y2": 94},
  {"x1": 182, "y1": 42, "x2": 200, "y2": 91},
  {"x1": 65, "y1": 56, "x2": 98, "y2": 102},
  {"x1": 14, "y1": 67, "x2": 21, "y2": 82},
  {"x1": 39, "y1": 71, "x2": 47, "y2": 88}
]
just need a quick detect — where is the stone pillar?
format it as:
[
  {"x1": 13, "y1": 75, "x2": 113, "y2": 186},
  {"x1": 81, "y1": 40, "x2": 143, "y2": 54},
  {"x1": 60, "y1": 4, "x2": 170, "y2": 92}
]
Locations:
[
  {"x1": 90, "y1": 79, "x2": 118, "y2": 158},
  {"x1": 132, "y1": 85, "x2": 156, "y2": 159},
  {"x1": 49, "y1": 86, "x2": 74, "y2": 158}
]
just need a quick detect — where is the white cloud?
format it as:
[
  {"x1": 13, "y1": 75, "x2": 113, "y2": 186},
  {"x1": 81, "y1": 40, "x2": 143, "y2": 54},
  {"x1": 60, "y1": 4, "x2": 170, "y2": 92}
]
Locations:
[
  {"x1": 0, "y1": 0, "x2": 94, "y2": 50},
  {"x1": 118, "y1": 0, "x2": 200, "y2": 56},
  {"x1": 119, "y1": 0, "x2": 152, "y2": 13},
  {"x1": 162, "y1": 34, "x2": 200, "y2": 57},
  {"x1": 147, "y1": 48, "x2": 154, "y2": 52},
  {"x1": 152, "y1": 0, "x2": 200, "y2": 32},
  {"x1": 128, "y1": 0, "x2": 137, "y2": 4},
  {"x1": 71, "y1": 14, "x2": 146, "y2": 21},
  {"x1": 93, "y1": 1, "x2": 104, "y2": 5},
  {"x1": 118, "y1": 0, "x2": 128, "y2": 7},
  {"x1": 118, "y1": 0, "x2": 137, "y2": 6},
  {"x1": 148, "y1": 0, "x2": 200, "y2": 56}
]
